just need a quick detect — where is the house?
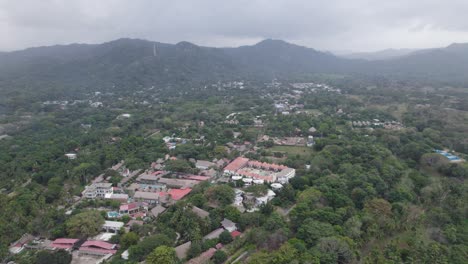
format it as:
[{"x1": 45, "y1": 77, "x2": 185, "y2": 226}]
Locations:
[
  {"x1": 175, "y1": 241, "x2": 192, "y2": 260},
  {"x1": 119, "y1": 202, "x2": 147, "y2": 216},
  {"x1": 104, "y1": 193, "x2": 129, "y2": 203},
  {"x1": 221, "y1": 218, "x2": 237, "y2": 232},
  {"x1": 136, "y1": 173, "x2": 160, "y2": 184},
  {"x1": 202, "y1": 168, "x2": 217, "y2": 178},
  {"x1": 102, "y1": 221, "x2": 124, "y2": 233},
  {"x1": 158, "y1": 178, "x2": 199, "y2": 188},
  {"x1": 195, "y1": 160, "x2": 216, "y2": 170},
  {"x1": 49, "y1": 238, "x2": 79, "y2": 250},
  {"x1": 231, "y1": 230, "x2": 242, "y2": 239},
  {"x1": 276, "y1": 168, "x2": 296, "y2": 183},
  {"x1": 187, "y1": 248, "x2": 216, "y2": 264},
  {"x1": 191, "y1": 206, "x2": 209, "y2": 219},
  {"x1": 79, "y1": 241, "x2": 117, "y2": 256},
  {"x1": 65, "y1": 153, "x2": 77, "y2": 160},
  {"x1": 160, "y1": 188, "x2": 192, "y2": 201},
  {"x1": 9, "y1": 234, "x2": 35, "y2": 254},
  {"x1": 223, "y1": 157, "x2": 249, "y2": 175},
  {"x1": 82, "y1": 183, "x2": 113, "y2": 199},
  {"x1": 133, "y1": 191, "x2": 160, "y2": 204},
  {"x1": 150, "y1": 204, "x2": 167, "y2": 218},
  {"x1": 255, "y1": 190, "x2": 276, "y2": 206},
  {"x1": 203, "y1": 228, "x2": 224, "y2": 240}
]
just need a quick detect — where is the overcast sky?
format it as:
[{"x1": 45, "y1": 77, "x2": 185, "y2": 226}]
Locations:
[{"x1": 1, "y1": 0, "x2": 468, "y2": 52}]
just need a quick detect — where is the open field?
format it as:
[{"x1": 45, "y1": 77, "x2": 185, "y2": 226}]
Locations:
[{"x1": 269, "y1": 145, "x2": 314, "y2": 157}]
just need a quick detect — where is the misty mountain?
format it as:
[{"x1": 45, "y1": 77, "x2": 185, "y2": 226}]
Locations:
[
  {"x1": 1, "y1": 38, "x2": 468, "y2": 96},
  {"x1": 338, "y1": 48, "x2": 417, "y2": 60}
]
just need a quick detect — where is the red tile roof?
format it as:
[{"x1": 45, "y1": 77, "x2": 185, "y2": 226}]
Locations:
[
  {"x1": 120, "y1": 202, "x2": 139, "y2": 211},
  {"x1": 50, "y1": 238, "x2": 79, "y2": 249},
  {"x1": 170, "y1": 188, "x2": 192, "y2": 200},
  {"x1": 224, "y1": 157, "x2": 249, "y2": 172},
  {"x1": 231, "y1": 230, "x2": 242, "y2": 238},
  {"x1": 79, "y1": 246, "x2": 117, "y2": 255},
  {"x1": 81, "y1": 240, "x2": 115, "y2": 250},
  {"x1": 186, "y1": 175, "x2": 211, "y2": 181}
]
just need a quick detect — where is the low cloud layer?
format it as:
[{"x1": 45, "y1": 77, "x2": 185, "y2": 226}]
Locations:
[{"x1": 1, "y1": 0, "x2": 468, "y2": 52}]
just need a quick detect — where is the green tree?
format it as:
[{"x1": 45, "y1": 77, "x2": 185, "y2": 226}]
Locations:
[
  {"x1": 146, "y1": 245, "x2": 177, "y2": 264},
  {"x1": 36, "y1": 249, "x2": 72, "y2": 264},
  {"x1": 120, "y1": 232, "x2": 139, "y2": 249},
  {"x1": 297, "y1": 219, "x2": 336, "y2": 247},
  {"x1": 205, "y1": 185, "x2": 235, "y2": 206},
  {"x1": 65, "y1": 210, "x2": 104, "y2": 238},
  {"x1": 213, "y1": 250, "x2": 227, "y2": 264},
  {"x1": 219, "y1": 230, "x2": 233, "y2": 244}
]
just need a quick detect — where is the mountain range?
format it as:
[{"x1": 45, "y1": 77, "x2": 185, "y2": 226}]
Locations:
[{"x1": 1, "y1": 38, "x2": 468, "y2": 94}]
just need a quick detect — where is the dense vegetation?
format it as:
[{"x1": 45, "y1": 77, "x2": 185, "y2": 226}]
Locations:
[{"x1": 0, "y1": 74, "x2": 466, "y2": 263}]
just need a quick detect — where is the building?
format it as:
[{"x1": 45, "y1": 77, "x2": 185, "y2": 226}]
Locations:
[
  {"x1": 65, "y1": 153, "x2": 77, "y2": 160},
  {"x1": 160, "y1": 188, "x2": 192, "y2": 201},
  {"x1": 195, "y1": 160, "x2": 216, "y2": 170},
  {"x1": 49, "y1": 238, "x2": 79, "y2": 250},
  {"x1": 104, "y1": 193, "x2": 129, "y2": 203},
  {"x1": 175, "y1": 241, "x2": 192, "y2": 260},
  {"x1": 223, "y1": 157, "x2": 249, "y2": 175},
  {"x1": 221, "y1": 218, "x2": 237, "y2": 232},
  {"x1": 82, "y1": 183, "x2": 113, "y2": 199},
  {"x1": 136, "y1": 172, "x2": 160, "y2": 185},
  {"x1": 150, "y1": 205, "x2": 167, "y2": 218},
  {"x1": 158, "y1": 178, "x2": 199, "y2": 188},
  {"x1": 102, "y1": 221, "x2": 124, "y2": 233},
  {"x1": 203, "y1": 228, "x2": 224, "y2": 240},
  {"x1": 133, "y1": 191, "x2": 160, "y2": 204},
  {"x1": 192, "y1": 206, "x2": 209, "y2": 219},
  {"x1": 224, "y1": 157, "x2": 295, "y2": 183},
  {"x1": 187, "y1": 248, "x2": 216, "y2": 264},
  {"x1": 9, "y1": 234, "x2": 35, "y2": 254},
  {"x1": 79, "y1": 241, "x2": 117, "y2": 256},
  {"x1": 276, "y1": 168, "x2": 296, "y2": 183},
  {"x1": 119, "y1": 202, "x2": 147, "y2": 216}
]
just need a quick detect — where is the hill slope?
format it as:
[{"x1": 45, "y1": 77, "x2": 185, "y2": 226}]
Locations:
[{"x1": 1, "y1": 38, "x2": 468, "y2": 95}]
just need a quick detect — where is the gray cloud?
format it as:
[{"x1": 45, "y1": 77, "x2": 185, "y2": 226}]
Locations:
[{"x1": 1, "y1": 0, "x2": 468, "y2": 52}]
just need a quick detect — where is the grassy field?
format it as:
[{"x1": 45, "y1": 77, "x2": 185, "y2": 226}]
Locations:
[{"x1": 269, "y1": 145, "x2": 314, "y2": 157}]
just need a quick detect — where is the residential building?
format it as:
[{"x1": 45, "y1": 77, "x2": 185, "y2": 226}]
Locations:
[
  {"x1": 49, "y1": 238, "x2": 79, "y2": 250},
  {"x1": 119, "y1": 202, "x2": 147, "y2": 216},
  {"x1": 133, "y1": 191, "x2": 160, "y2": 204},
  {"x1": 175, "y1": 241, "x2": 192, "y2": 260},
  {"x1": 82, "y1": 183, "x2": 113, "y2": 199},
  {"x1": 195, "y1": 160, "x2": 216, "y2": 170},
  {"x1": 104, "y1": 193, "x2": 129, "y2": 203},
  {"x1": 102, "y1": 221, "x2": 124, "y2": 233},
  {"x1": 192, "y1": 206, "x2": 209, "y2": 219},
  {"x1": 221, "y1": 218, "x2": 237, "y2": 232},
  {"x1": 150, "y1": 205, "x2": 167, "y2": 218},
  {"x1": 79, "y1": 241, "x2": 117, "y2": 256}
]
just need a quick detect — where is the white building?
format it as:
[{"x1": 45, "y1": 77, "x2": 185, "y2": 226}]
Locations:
[
  {"x1": 102, "y1": 221, "x2": 124, "y2": 233},
  {"x1": 65, "y1": 153, "x2": 77, "y2": 160},
  {"x1": 82, "y1": 183, "x2": 113, "y2": 199}
]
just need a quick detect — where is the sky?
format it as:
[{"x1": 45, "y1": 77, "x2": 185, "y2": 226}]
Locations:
[{"x1": 1, "y1": 0, "x2": 468, "y2": 52}]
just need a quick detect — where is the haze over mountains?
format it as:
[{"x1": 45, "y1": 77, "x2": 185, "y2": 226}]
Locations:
[{"x1": 1, "y1": 38, "x2": 468, "y2": 94}]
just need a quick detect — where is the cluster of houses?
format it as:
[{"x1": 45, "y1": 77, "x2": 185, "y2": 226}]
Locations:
[
  {"x1": 352, "y1": 120, "x2": 404, "y2": 130},
  {"x1": 9, "y1": 232, "x2": 119, "y2": 259},
  {"x1": 290, "y1": 82, "x2": 342, "y2": 93},
  {"x1": 175, "y1": 216, "x2": 242, "y2": 261},
  {"x1": 224, "y1": 157, "x2": 295, "y2": 184}
]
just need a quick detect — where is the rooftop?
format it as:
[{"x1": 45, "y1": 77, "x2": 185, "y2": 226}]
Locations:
[
  {"x1": 134, "y1": 191, "x2": 160, "y2": 200},
  {"x1": 224, "y1": 157, "x2": 249, "y2": 172}
]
